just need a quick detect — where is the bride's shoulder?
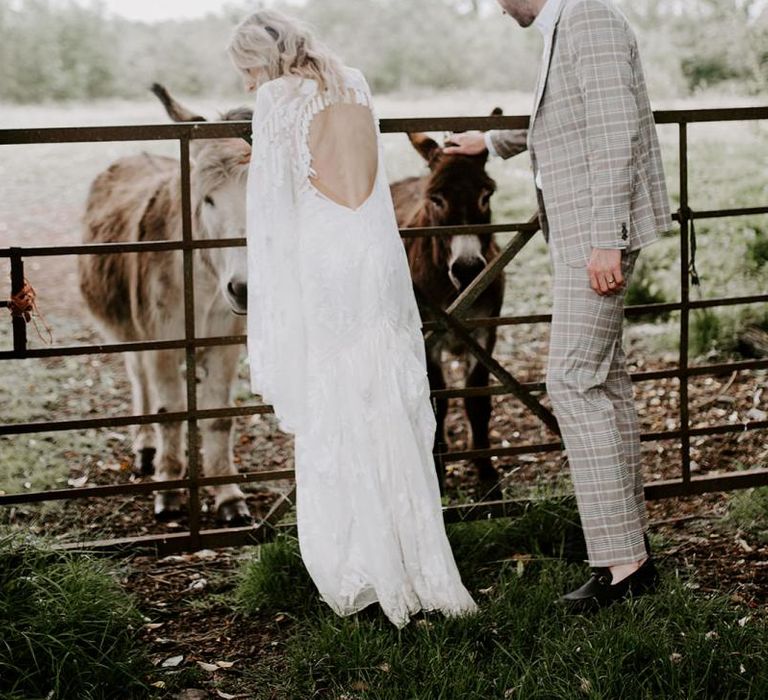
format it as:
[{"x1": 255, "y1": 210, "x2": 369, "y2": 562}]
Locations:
[{"x1": 341, "y1": 65, "x2": 370, "y2": 90}]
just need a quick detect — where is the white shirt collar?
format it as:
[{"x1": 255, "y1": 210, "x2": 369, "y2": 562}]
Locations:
[{"x1": 533, "y1": 0, "x2": 564, "y2": 38}]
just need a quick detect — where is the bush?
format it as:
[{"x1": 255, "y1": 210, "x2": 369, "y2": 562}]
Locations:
[
  {"x1": 0, "y1": 534, "x2": 148, "y2": 699},
  {"x1": 626, "y1": 257, "x2": 670, "y2": 321},
  {"x1": 746, "y1": 228, "x2": 768, "y2": 271},
  {"x1": 690, "y1": 308, "x2": 723, "y2": 358}
]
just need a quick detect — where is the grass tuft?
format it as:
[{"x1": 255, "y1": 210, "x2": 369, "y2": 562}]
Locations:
[
  {"x1": 235, "y1": 533, "x2": 319, "y2": 617},
  {"x1": 726, "y1": 486, "x2": 768, "y2": 544},
  {"x1": 236, "y1": 500, "x2": 587, "y2": 619},
  {"x1": 0, "y1": 533, "x2": 148, "y2": 699}
]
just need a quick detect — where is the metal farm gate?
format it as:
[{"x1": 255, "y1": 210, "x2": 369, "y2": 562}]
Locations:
[{"x1": 1, "y1": 107, "x2": 767, "y2": 555}]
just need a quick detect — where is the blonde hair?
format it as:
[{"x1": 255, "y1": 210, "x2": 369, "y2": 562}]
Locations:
[{"x1": 227, "y1": 9, "x2": 345, "y2": 95}]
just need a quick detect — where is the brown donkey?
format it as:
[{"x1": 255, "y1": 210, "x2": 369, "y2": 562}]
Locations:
[
  {"x1": 390, "y1": 124, "x2": 505, "y2": 494},
  {"x1": 79, "y1": 85, "x2": 253, "y2": 525}
]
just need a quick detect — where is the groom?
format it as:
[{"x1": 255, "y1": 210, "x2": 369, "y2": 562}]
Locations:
[{"x1": 446, "y1": 0, "x2": 672, "y2": 609}]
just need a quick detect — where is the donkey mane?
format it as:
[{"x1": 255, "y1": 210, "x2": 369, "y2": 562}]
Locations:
[
  {"x1": 220, "y1": 106, "x2": 253, "y2": 122},
  {"x1": 194, "y1": 143, "x2": 251, "y2": 198},
  {"x1": 191, "y1": 106, "x2": 254, "y2": 196}
]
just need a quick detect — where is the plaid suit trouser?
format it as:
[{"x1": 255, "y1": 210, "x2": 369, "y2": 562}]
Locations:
[{"x1": 547, "y1": 249, "x2": 649, "y2": 567}]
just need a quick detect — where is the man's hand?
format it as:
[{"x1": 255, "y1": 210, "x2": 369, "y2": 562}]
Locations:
[
  {"x1": 587, "y1": 248, "x2": 624, "y2": 296},
  {"x1": 443, "y1": 131, "x2": 488, "y2": 156}
]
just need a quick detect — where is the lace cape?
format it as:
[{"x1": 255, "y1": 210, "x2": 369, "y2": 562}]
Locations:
[{"x1": 245, "y1": 69, "x2": 374, "y2": 433}]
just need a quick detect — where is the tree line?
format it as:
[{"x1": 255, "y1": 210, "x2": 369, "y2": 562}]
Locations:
[{"x1": 0, "y1": 0, "x2": 765, "y2": 104}]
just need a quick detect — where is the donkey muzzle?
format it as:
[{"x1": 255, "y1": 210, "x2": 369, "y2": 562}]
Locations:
[
  {"x1": 449, "y1": 257, "x2": 486, "y2": 292},
  {"x1": 226, "y1": 279, "x2": 248, "y2": 315}
]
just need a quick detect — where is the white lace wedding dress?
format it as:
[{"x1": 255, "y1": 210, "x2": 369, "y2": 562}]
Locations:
[{"x1": 245, "y1": 65, "x2": 477, "y2": 628}]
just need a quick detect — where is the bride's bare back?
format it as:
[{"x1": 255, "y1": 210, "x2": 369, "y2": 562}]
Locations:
[{"x1": 308, "y1": 100, "x2": 378, "y2": 211}]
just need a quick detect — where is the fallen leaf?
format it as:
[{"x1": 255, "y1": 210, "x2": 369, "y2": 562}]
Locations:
[
  {"x1": 161, "y1": 655, "x2": 184, "y2": 668},
  {"x1": 669, "y1": 653, "x2": 683, "y2": 664},
  {"x1": 350, "y1": 681, "x2": 369, "y2": 692},
  {"x1": 194, "y1": 549, "x2": 218, "y2": 560},
  {"x1": 197, "y1": 661, "x2": 219, "y2": 673},
  {"x1": 216, "y1": 660, "x2": 236, "y2": 669},
  {"x1": 99, "y1": 462, "x2": 122, "y2": 472},
  {"x1": 67, "y1": 475, "x2": 88, "y2": 488},
  {"x1": 747, "y1": 407, "x2": 767, "y2": 422}
]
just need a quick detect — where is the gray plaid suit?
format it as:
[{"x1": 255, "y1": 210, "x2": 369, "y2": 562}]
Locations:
[{"x1": 489, "y1": 0, "x2": 672, "y2": 566}]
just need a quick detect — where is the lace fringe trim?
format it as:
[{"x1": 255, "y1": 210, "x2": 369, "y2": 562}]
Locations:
[
  {"x1": 251, "y1": 79, "x2": 375, "y2": 193},
  {"x1": 296, "y1": 84, "x2": 374, "y2": 187}
]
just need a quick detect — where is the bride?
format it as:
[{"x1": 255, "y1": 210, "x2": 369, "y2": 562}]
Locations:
[{"x1": 227, "y1": 9, "x2": 477, "y2": 628}]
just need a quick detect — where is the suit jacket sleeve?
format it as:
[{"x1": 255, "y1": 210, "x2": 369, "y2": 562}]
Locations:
[
  {"x1": 487, "y1": 129, "x2": 528, "y2": 160},
  {"x1": 563, "y1": 0, "x2": 639, "y2": 250}
]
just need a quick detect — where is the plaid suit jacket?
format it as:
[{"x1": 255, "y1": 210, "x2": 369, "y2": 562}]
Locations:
[{"x1": 490, "y1": 0, "x2": 672, "y2": 266}]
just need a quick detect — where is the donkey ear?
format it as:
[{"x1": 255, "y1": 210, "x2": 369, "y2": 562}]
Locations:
[
  {"x1": 408, "y1": 133, "x2": 442, "y2": 166},
  {"x1": 151, "y1": 83, "x2": 207, "y2": 123}
]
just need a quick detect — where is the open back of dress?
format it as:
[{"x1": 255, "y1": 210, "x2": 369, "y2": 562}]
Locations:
[{"x1": 307, "y1": 100, "x2": 378, "y2": 212}]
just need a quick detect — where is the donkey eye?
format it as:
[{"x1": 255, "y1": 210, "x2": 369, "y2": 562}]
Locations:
[
  {"x1": 479, "y1": 190, "x2": 493, "y2": 208},
  {"x1": 204, "y1": 195, "x2": 215, "y2": 207},
  {"x1": 429, "y1": 193, "x2": 446, "y2": 209}
]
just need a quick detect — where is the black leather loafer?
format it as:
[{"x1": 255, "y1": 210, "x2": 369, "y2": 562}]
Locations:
[{"x1": 558, "y1": 555, "x2": 660, "y2": 612}]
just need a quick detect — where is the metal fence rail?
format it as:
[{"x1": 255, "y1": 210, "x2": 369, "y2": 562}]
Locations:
[{"x1": 1, "y1": 107, "x2": 767, "y2": 555}]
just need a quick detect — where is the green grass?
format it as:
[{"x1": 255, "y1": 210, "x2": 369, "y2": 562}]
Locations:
[
  {"x1": 727, "y1": 486, "x2": 768, "y2": 545},
  {"x1": 235, "y1": 507, "x2": 768, "y2": 700},
  {"x1": 0, "y1": 534, "x2": 149, "y2": 699}
]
